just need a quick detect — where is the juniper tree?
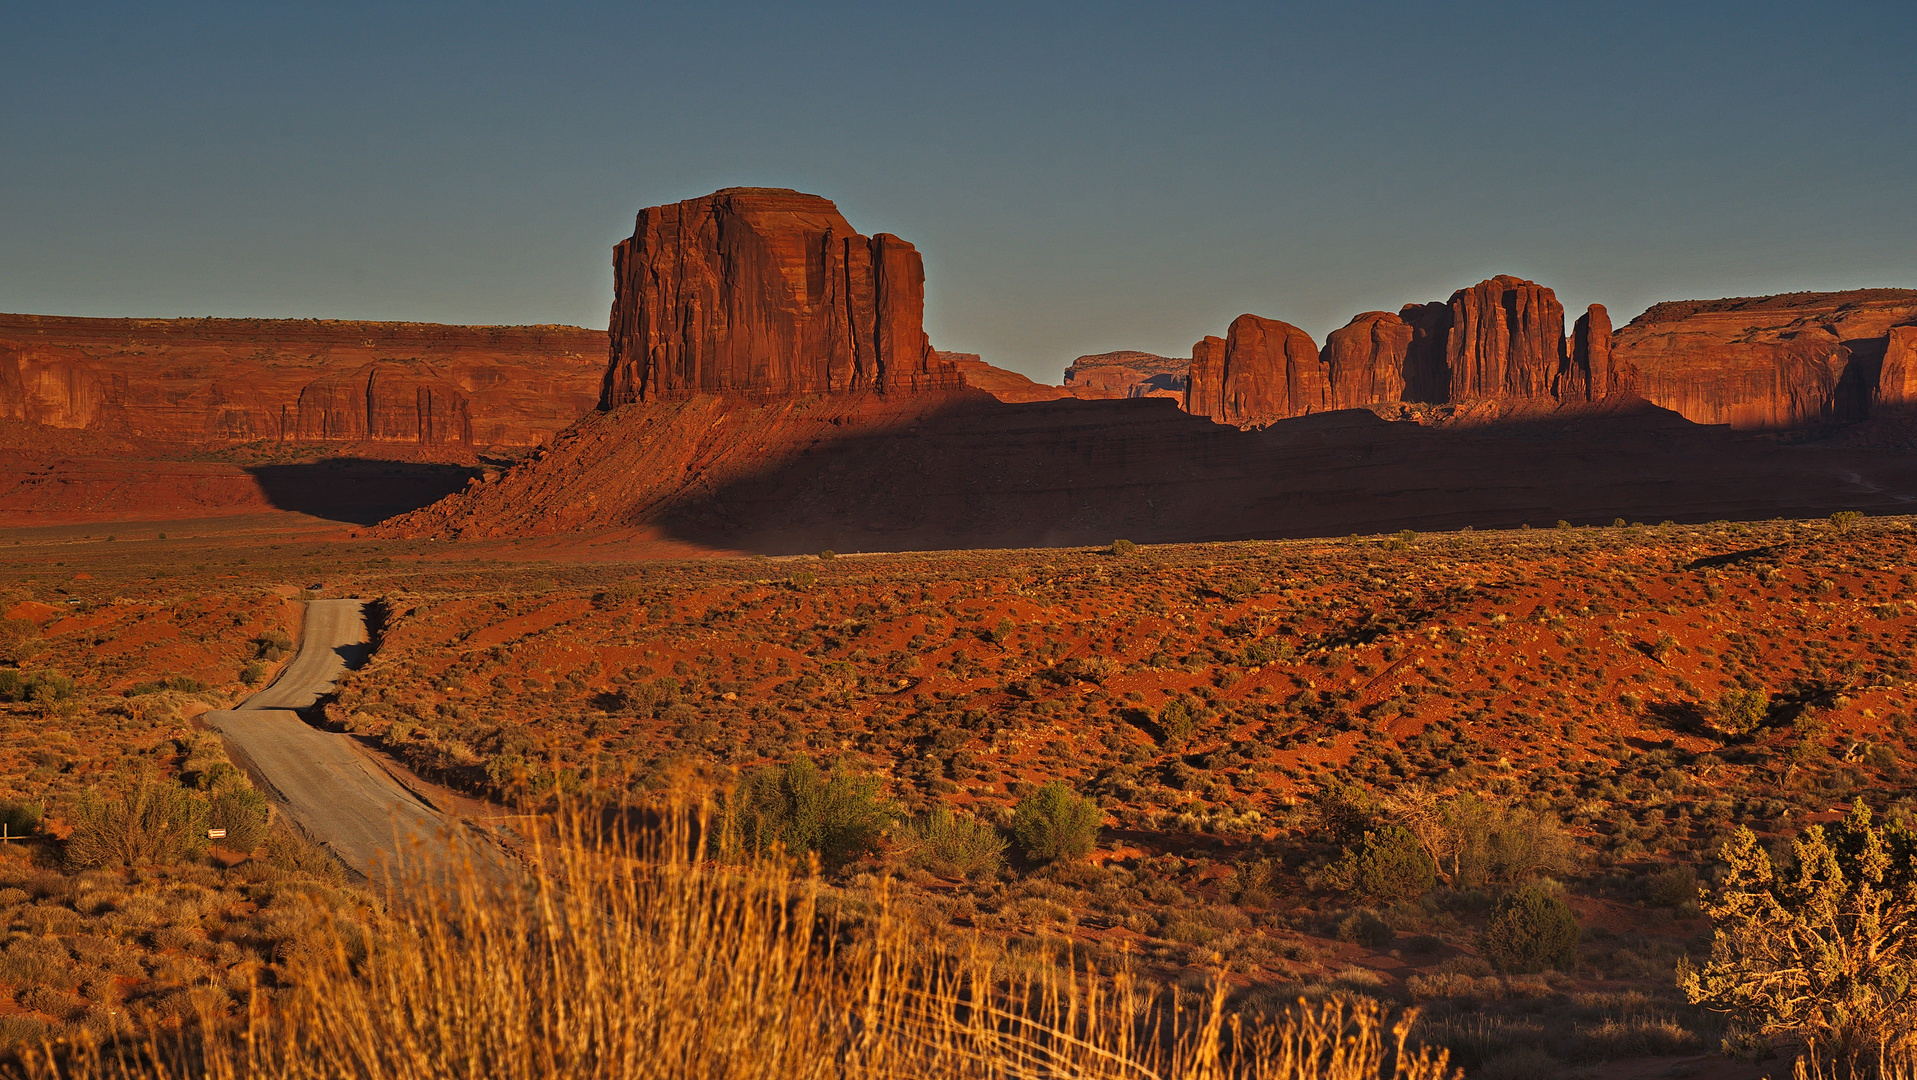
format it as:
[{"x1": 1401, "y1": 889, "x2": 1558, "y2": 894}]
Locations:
[{"x1": 1681, "y1": 800, "x2": 1917, "y2": 1069}]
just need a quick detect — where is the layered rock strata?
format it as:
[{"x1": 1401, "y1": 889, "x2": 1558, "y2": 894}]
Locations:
[
  {"x1": 601, "y1": 188, "x2": 959, "y2": 405},
  {"x1": 1062, "y1": 350, "x2": 1187, "y2": 399},
  {"x1": 0, "y1": 315, "x2": 604, "y2": 455},
  {"x1": 1614, "y1": 290, "x2": 1917, "y2": 429}
]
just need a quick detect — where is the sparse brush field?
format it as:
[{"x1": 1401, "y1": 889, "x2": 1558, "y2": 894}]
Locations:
[{"x1": 2, "y1": 515, "x2": 1915, "y2": 1076}]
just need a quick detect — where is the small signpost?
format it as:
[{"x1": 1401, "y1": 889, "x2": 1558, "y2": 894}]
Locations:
[{"x1": 208, "y1": 828, "x2": 228, "y2": 840}]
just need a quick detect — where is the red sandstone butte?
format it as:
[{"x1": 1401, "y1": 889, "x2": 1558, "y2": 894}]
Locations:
[
  {"x1": 1614, "y1": 289, "x2": 1917, "y2": 429},
  {"x1": 601, "y1": 188, "x2": 960, "y2": 405},
  {"x1": 1445, "y1": 275, "x2": 1566, "y2": 401},
  {"x1": 0, "y1": 315, "x2": 605, "y2": 457},
  {"x1": 1322, "y1": 312, "x2": 1414, "y2": 409},
  {"x1": 1183, "y1": 316, "x2": 1324, "y2": 425}
]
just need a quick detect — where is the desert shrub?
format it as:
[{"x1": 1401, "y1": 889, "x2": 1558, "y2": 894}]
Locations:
[
  {"x1": 0, "y1": 800, "x2": 40, "y2": 837},
  {"x1": 65, "y1": 780, "x2": 207, "y2": 868},
  {"x1": 1110, "y1": 539, "x2": 1136, "y2": 557},
  {"x1": 209, "y1": 787, "x2": 271, "y2": 853},
  {"x1": 125, "y1": 675, "x2": 206, "y2": 697},
  {"x1": 592, "y1": 581, "x2": 643, "y2": 610},
  {"x1": 0, "y1": 616, "x2": 39, "y2": 664},
  {"x1": 1313, "y1": 783, "x2": 1380, "y2": 849},
  {"x1": 1155, "y1": 697, "x2": 1197, "y2": 745},
  {"x1": 895, "y1": 806, "x2": 1005, "y2": 878},
  {"x1": 719, "y1": 756, "x2": 894, "y2": 870},
  {"x1": 255, "y1": 630, "x2": 294, "y2": 661},
  {"x1": 1643, "y1": 864, "x2": 1698, "y2": 909},
  {"x1": 789, "y1": 571, "x2": 817, "y2": 591},
  {"x1": 1477, "y1": 884, "x2": 1578, "y2": 974},
  {"x1": 240, "y1": 660, "x2": 268, "y2": 686},
  {"x1": 1713, "y1": 688, "x2": 1769, "y2": 735},
  {"x1": 1380, "y1": 786, "x2": 1575, "y2": 890},
  {"x1": 1336, "y1": 826, "x2": 1437, "y2": 904},
  {"x1": 1683, "y1": 802, "x2": 1917, "y2": 1067},
  {"x1": 1336, "y1": 909, "x2": 1393, "y2": 948},
  {"x1": 1830, "y1": 510, "x2": 1861, "y2": 534},
  {"x1": 1009, "y1": 781, "x2": 1101, "y2": 864},
  {"x1": 0, "y1": 668, "x2": 75, "y2": 703}
]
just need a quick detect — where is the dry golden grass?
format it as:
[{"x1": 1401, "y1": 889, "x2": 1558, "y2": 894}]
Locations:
[{"x1": 18, "y1": 809, "x2": 1457, "y2": 1080}]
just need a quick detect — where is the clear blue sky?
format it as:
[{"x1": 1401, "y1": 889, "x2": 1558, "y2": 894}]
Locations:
[{"x1": 4, "y1": 1, "x2": 1912, "y2": 381}]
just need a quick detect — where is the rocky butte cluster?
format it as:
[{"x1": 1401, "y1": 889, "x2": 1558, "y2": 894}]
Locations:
[
  {"x1": 601, "y1": 188, "x2": 961, "y2": 405},
  {"x1": 1184, "y1": 276, "x2": 1626, "y2": 426}
]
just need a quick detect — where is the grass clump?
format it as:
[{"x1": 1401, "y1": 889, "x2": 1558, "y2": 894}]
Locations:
[
  {"x1": 17, "y1": 808, "x2": 1461, "y2": 1080},
  {"x1": 893, "y1": 806, "x2": 1005, "y2": 879},
  {"x1": 63, "y1": 780, "x2": 207, "y2": 869}
]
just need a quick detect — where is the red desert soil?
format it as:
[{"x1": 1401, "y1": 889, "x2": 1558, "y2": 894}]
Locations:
[{"x1": 14, "y1": 514, "x2": 1906, "y2": 1075}]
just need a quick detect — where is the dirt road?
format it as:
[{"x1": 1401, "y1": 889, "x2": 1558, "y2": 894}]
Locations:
[{"x1": 206, "y1": 599, "x2": 502, "y2": 882}]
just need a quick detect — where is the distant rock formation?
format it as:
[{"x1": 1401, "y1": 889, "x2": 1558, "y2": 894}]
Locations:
[
  {"x1": 1184, "y1": 316, "x2": 1325, "y2": 425},
  {"x1": 1062, "y1": 350, "x2": 1187, "y2": 399},
  {"x1": 1614, "y1": 290, "x2": 1917, "y2": 428},
  {"x1": 937, "y1": 351, "x2": 1078, "y2": 402},
  {"x1": 0, "y1": 315, "x2": 604, "y2": 456},
  {"x1": 601, "y1": 188, "x2": 959, "y2": 405},
  {"x1": 1184, "y1": 277, "x2": 1629, "y2": 428}
]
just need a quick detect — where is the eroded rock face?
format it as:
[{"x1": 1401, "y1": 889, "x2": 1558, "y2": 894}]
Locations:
[
  {"x1": 1183, "y1": 316, "x2": 1324, "y2": 425},
  {"x1": 1446, "y1": 276, "x2": 1566, "y2": 401},
  {"x1": 290, "y1": 363, "x2": 474, "y2": 445},
  {"x1": 0, "y1": 315, "x2": 605, "y2": 455},
  {"x1": 1881, "y1": 326, "x2": 1917, "y2": 407},
  {"x1": 601, "y1": 188, "x2": 959, "y2": 405},
  {"x1": 1323, "y1": 312, "x2": 1413, "y2": 409},
  {"x1": 1614, "y1": 290, "x2": 1917, "y2": 428},
  {"x1": 1564, "y1": 305, "x2": 1618, "y2": 401}
]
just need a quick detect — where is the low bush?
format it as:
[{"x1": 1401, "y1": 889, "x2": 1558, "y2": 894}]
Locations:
[
  {"x1": 1009, "y1": 782, "x2": 1101, "y2": 864},
  {"x1": 125, "y1": 675, "x2": 206, "y2": 697},
  {"x1": 719, "y1": 756, "x2": 894, "y2": 870},
  {"x1": 1336, "y1": 826, "x2": 1437, "y2": 904},
  {"x1": 1478, "y1": 884, "x2": 1579, "y2": 974},
  {"x1": 0, "y1": 800, "x2": 40, "y2": 837},
  {"x1": 0, "y1": 668, "x2": 76, "y2": 703},
  {"x1": 1336, "y1": 909, "x2": 1393, "y2": 948}
]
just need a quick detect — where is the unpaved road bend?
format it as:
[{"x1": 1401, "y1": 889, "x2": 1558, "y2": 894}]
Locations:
[{"x1": 206, "y1": 598, "x2": 505, "y2": 883}]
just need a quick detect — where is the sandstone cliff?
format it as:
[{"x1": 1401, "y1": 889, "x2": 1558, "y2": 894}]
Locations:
[
  {"x1": 0, "y1": 315, "x2": 605, "y2": 456},
  {"x1": 601, "y1": 188, "x2": 959, "y2": 405},
  {"x1": 1614, "y1": 289, "x2": 1917, "y2": 429}
]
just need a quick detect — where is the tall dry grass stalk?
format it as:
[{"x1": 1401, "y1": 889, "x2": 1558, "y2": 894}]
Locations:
[{"x1": 21, "y1": 808, "x2": 1457, "y2": 1080}]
